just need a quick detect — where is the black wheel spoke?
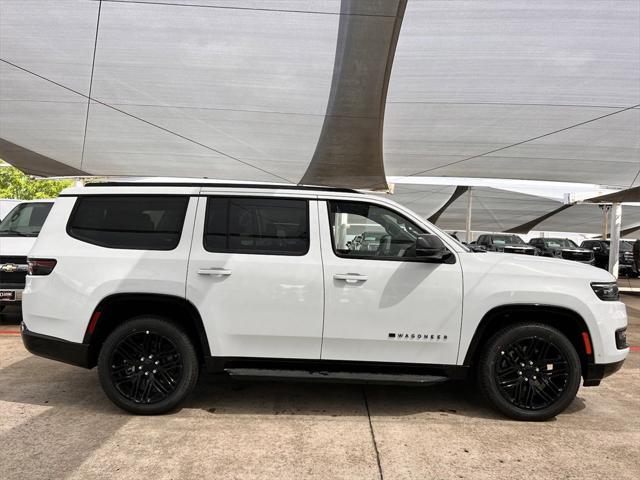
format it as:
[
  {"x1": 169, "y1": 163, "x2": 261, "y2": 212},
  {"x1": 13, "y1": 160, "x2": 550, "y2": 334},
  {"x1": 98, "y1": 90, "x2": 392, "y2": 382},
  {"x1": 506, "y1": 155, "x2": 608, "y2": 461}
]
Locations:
[
  {"x1": 109, "y1": 331, "x2": 183, "y2": 405},
  {"x1": 493, "y1": 335, "x2": 570, "y2": 411}
]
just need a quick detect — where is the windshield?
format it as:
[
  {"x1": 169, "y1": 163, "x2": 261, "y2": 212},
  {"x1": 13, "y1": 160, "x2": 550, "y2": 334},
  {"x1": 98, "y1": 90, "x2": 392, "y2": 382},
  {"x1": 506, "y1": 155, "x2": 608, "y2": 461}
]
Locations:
[
  {"x1": 602, "y1": 241, "x2": 632, "y2": 252},
  {"x1": 0, "y1": 202, "x2": 53, "y2": 237},
  {"x1": 543, "y1": 238, "x2": 578, "y2": 248},
  {"x1": 492, "y1": 235, "x2": 525, "y2": 245},
  {"x1": 619, "y1": 241, "x2": 632, "y2": 252}
]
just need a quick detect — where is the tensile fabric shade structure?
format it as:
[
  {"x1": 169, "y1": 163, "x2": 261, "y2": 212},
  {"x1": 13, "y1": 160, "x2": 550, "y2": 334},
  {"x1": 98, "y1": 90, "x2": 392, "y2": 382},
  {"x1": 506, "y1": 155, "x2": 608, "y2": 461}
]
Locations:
[{"x1": 1, "y1": 0, "x2": 638, "y2": 191}]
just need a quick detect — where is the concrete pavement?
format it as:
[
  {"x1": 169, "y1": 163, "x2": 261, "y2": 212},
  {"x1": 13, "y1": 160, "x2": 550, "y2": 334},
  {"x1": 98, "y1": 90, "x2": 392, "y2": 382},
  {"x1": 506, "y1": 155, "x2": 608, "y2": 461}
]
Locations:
[{"x1": 1, "y1": 299, "x2": 638, "y2": 480}]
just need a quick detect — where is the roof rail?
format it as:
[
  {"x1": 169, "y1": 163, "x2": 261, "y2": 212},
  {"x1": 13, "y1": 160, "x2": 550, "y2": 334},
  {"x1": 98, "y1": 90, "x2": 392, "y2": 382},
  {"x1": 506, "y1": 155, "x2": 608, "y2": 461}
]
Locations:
[{"x1": 84, "y1": 181, "x2": 361, "y2": 194}]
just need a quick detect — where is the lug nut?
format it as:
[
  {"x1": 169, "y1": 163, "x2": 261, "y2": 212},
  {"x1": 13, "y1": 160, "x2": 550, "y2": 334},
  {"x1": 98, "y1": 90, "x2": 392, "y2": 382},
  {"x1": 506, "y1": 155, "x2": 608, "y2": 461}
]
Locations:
[
  {"x1": 533, "y1": 376, "x2": 537, "y2": 380},
  {"x1": 518, "y1": 371, "x2": 522, "y2": 375},
  {"x1": 524, "y1": 378, "x2": 529, "y2": 382},
  {"x1": 145, "y1": 372, "x2": 149, "y2": 376},
  {"x1": 155, "y1": 361, "x2": 159, "y2": 365},
  {"x1": 153, "y1": 369, "x2": 156, "y2": 373},
  {"x1": 535, "y1": 367, "x2": 539, "y2": 372}
]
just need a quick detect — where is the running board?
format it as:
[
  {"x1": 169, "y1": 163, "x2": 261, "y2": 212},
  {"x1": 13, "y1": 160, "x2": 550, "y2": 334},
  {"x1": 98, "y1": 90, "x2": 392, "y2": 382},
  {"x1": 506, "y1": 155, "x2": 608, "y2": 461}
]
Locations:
[{"x1": 224, "y1": 368, "x2": 448, "y2": 385}]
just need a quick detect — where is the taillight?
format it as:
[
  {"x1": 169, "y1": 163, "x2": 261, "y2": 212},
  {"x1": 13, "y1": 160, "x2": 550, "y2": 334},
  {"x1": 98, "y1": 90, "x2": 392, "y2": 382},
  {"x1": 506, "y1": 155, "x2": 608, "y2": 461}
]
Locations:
[{"x1": 27, "y1": 259, "x2": 57, "y2": 276}]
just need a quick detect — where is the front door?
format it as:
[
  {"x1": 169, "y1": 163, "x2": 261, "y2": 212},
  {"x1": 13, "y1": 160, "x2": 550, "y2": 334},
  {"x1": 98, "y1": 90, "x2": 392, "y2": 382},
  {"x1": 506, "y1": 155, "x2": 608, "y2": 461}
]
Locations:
[
  {"x1": 319, "y1": 199, "x2": 463, "y2": 365},
  {"x1": 187, "y1": 194, "x2": 324, "y2": 359}
]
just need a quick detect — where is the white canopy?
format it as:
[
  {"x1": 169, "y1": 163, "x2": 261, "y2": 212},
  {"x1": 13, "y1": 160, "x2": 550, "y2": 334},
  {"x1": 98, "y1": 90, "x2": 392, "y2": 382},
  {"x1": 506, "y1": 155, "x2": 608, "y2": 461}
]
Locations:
[{"x1": 1, "y1": 0, "x2": 638, "y2": 189}]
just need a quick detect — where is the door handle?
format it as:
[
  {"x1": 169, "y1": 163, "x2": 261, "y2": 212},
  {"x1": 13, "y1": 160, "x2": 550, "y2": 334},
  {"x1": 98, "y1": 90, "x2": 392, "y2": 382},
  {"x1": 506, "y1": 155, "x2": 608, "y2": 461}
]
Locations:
[
  {"x1": 333, "y1": 273, "x2": 368, "y2": 283},
  {"x1": 197, "y1": 268, "x2": 232, "y2": 276}
]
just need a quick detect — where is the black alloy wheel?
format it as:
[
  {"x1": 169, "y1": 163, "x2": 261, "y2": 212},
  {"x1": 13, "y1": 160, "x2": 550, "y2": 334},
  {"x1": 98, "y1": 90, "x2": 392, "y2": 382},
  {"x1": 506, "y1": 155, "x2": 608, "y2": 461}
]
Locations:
[
  {"x1": 98, "y1": 316, "x2": 198, "y2": 414},
  {"x1": 478, "y1": 323, "x2": 581, "y2": 421},
  {"x1": 494, "y1": 336, "x2": 569, "y2": 410},
  {"x1": 109, "y1": 330, "x2": 183, "y2": 404}
]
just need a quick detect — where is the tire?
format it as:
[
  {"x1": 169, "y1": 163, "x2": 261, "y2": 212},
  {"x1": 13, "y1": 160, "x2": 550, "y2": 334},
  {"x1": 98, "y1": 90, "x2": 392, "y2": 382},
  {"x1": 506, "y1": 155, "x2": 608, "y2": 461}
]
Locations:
[
  {"x1": 477, "y1": 323, "x2": 581, "y2": 421},
  {"x1": 98, "y1": 315, "x2": 199, "y2": 415}
]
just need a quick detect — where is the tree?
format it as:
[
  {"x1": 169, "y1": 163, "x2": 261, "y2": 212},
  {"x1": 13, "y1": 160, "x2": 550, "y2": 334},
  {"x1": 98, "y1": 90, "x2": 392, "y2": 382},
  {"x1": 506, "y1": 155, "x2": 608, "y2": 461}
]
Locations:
[{"x1": 0, "y1": 160, "x2": 74, "y2": 200}]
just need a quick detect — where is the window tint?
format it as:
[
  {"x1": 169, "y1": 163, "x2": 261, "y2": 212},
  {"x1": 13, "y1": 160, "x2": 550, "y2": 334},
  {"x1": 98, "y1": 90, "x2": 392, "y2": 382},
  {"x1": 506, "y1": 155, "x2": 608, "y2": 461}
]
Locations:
[
  {"x1": 327, "y1": 201, "x2": 425, "y2": 259},
  {"x1": 68, "y1": 196, "x2": 189, "y2": 250},
  {"x1": 0, "y1": 202, "x2": 52, "y2": 237},
  {"x1": 204, "y1": 197, "x2": 309, "y2": 255}
]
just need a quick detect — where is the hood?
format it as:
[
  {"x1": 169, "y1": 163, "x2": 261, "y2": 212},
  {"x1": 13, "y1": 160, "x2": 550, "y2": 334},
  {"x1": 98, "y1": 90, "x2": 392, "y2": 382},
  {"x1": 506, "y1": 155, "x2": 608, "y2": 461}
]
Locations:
[
  {"x1": 0, "y1": 236, "x2": 38, "y2": 257},
  {"x1": 467, "y1": 251, "x2": 614, "y2": 282},
  {"x1": 548, "y1": 247, "x2": 592, "y2": 253}
]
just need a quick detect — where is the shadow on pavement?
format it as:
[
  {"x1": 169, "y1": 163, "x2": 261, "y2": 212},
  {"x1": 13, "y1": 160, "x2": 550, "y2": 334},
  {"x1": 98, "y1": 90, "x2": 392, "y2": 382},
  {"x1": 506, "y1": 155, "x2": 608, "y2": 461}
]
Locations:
[{"x1": 0, "y1": 304, "x2": 22, "y2": 325}]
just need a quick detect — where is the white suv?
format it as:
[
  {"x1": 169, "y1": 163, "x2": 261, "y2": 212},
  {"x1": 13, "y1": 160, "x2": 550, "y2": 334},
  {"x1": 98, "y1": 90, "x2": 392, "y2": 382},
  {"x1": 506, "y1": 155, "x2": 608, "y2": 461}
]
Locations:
[{"x1": 21, "y1": 182, "x2": 628, "y2": 420}]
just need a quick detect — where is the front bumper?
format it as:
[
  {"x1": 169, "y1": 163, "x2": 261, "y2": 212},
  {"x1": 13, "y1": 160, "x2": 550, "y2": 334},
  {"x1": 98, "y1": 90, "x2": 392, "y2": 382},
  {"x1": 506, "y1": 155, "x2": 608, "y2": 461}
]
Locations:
[
  {"x1": 21, "y1": 323, "x2": 92, "y2": 368},
  {"x1": 583, "y1": 359, "x2": 626, "y2": 387}
]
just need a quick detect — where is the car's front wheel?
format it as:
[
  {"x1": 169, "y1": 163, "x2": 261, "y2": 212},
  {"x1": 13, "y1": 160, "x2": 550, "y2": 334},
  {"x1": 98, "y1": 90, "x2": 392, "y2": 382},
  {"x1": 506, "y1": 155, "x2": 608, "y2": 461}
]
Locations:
[
  {"x1": 477, "y1": 323, "x2": 581, "y2": 421},
  {"x1": 98, "y1": 315, "x2": 199, "y2": 414}
]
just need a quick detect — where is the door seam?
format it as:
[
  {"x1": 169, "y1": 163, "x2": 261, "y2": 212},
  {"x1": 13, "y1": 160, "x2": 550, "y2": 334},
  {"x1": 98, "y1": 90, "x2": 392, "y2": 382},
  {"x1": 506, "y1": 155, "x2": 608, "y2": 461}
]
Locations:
[
  {"x1": 184, "y1": 194, "x2": 202, "y2": 299},
  {"x1": 317, "y1": 199, "x2": 327, "y2": 359}
]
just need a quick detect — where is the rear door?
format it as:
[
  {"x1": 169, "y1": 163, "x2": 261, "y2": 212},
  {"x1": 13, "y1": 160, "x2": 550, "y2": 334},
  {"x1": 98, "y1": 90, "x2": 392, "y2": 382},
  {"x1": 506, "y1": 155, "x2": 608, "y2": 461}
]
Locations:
[{"x1": 187, "y1": 193, "x2": 324, "y2": 359}]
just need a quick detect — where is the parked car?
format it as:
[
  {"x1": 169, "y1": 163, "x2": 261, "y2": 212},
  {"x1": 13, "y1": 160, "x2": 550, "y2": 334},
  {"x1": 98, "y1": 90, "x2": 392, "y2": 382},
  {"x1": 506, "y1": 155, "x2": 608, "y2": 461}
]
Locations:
[
  {"x1": 529, "y1": 238, "x2": 594, "y2": 264},
  {"x1": 0, "y1": 200, "x2": 54, "y2": 311},
  {"x1": 580, "y1": 240, "x2": 637, "y2": 277},
  {"x1": 475, "y1": 234, "x2": 537, "y2": 255},
  {"x1": 21, "y1": 182, "x2": 628, "y2": 420}
]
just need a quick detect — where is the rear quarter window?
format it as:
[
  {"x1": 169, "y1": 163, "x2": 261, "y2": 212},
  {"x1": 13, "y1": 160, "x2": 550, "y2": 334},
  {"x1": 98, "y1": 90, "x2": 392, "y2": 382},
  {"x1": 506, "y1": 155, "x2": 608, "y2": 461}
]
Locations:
[{"x1": 67, "y1": 196, "x2": 189, "y2": 250}]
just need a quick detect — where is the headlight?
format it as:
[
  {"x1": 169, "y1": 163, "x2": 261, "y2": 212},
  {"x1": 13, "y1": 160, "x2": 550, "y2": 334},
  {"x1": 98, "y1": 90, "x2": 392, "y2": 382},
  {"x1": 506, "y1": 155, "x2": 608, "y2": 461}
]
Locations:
[{"x1": 590, "y1": 282, "x2": 619, "y2": 301}]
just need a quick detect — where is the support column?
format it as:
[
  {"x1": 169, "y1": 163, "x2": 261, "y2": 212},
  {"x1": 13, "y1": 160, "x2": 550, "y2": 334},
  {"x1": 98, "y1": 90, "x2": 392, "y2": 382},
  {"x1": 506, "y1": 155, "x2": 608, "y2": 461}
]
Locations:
[
  {"x1": 608, "y1": 203, "x2": 622, "y2": 278},
  {"x1": 465, "y1": 187, "x2": 473, "y2": 244},
  {"x1": 602, "y1": 204, "x2": 609, "y2": 239}
]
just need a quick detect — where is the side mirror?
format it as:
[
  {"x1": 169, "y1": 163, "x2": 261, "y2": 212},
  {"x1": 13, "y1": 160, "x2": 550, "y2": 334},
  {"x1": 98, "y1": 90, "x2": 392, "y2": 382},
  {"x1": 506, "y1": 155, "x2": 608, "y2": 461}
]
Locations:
[
  {"x1": 415, "y1": 234, "x2": 452, "y2": 262},
  {"x1": 593, "y1": 246, "x2": 601, "y2": 251}
]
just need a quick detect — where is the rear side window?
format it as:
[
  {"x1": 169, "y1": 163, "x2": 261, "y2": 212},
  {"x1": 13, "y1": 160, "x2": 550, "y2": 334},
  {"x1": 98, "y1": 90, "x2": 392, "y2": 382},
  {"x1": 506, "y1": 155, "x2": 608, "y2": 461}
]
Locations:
[
  {"x1": 204, "y1": 197, "x2": 309, "y2": 255},
  {"x1": 68, "y1": 196, "x2": 189, "y2": 250}
]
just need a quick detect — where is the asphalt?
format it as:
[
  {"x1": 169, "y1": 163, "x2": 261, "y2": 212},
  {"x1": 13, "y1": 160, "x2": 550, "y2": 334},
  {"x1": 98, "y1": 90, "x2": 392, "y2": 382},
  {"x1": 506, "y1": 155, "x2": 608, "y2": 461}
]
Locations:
[{"x1": 1, "y1": 298, "x2": 638, "y2": 480}]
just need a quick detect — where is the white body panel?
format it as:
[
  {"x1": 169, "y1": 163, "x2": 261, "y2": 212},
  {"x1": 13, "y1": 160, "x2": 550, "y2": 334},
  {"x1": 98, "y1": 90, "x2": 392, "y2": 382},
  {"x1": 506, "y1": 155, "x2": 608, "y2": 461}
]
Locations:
[
  {"x1": 21, "y1": 183, "x2": 628, "y2": 371},
  {"x1": 457, "y1": 252, "x2": 627, "y2": 365},
  {"x1": 0, "y1": 235, "x2": 37, "y2": 257},
  {"x1": 23, "y1": 190, "x2": 198, "y2": 342},
  {"x1": 186, "y1": 194, "x2": 324, "y2": 359}
]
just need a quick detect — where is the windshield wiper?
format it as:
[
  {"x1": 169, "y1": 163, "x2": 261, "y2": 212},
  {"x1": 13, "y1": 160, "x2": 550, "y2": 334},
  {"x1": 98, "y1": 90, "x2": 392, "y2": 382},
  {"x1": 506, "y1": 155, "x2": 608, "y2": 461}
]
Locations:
[{"x1": 0, "y1": 229, "x2": 29, "y2": 236}]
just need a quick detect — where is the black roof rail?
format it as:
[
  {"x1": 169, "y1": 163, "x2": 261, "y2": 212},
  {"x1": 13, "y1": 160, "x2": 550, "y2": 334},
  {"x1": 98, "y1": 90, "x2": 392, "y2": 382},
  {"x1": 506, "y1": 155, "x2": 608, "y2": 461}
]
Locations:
[{"x1": 84, "y1": 182, "x2": 362, "y2": 194}]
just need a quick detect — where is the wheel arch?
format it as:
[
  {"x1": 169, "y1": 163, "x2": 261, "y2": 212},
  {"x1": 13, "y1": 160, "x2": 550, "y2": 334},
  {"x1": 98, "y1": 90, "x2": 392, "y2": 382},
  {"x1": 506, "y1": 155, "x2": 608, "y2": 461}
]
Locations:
[
  {"x1": 84, "y1": 293, "x2": 211, "y2": 368},
  {"x1": 463, "y1": 304, "x2": 594, "y2": 375}
]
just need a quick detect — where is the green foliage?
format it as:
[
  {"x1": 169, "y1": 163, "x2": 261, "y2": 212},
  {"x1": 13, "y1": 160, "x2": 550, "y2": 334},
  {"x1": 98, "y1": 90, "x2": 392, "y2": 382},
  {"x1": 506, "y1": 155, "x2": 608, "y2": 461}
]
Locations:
[{"x1": 0, "y1": 160, "x2": 74, "y2": 200}]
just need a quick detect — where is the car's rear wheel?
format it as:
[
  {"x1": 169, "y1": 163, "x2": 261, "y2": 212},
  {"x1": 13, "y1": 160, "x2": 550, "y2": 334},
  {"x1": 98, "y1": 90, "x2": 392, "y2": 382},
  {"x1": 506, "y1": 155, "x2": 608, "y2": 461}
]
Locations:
[
  {"x1": 477, "y1": 323, "x2": 581, "y2": 421},
  {"x1": 98, "y1": 315, "x2": 199, "y2": 414}
]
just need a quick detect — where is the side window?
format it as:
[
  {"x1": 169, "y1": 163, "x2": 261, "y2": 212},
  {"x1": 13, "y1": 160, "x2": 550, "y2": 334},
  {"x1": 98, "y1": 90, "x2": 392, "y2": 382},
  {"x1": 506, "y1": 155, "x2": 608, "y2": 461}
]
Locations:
[
  {"x1": 67, "y1": 196, "x2": 189, "y2": 250},
  {"x1": 327, "y1": 200, "x2": 425, "y2": 260},
  {"x1": 204, "y1": 197, "x2": 309, "y2": 256}
]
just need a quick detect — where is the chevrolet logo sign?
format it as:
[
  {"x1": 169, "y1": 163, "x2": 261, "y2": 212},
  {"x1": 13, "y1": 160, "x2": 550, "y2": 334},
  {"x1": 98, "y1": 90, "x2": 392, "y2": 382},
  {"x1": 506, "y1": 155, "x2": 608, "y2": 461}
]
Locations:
[{"x1": 1, "y1": 264, "x2": 19, "y2": 273}]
